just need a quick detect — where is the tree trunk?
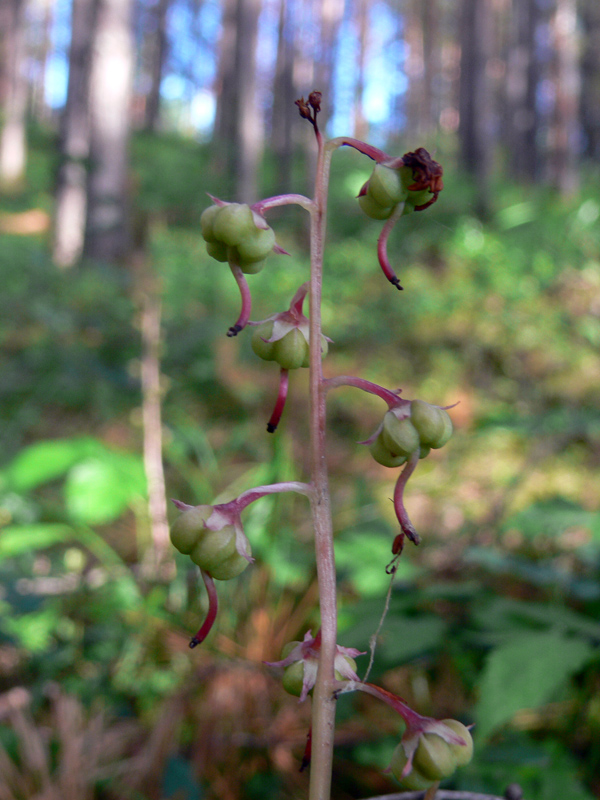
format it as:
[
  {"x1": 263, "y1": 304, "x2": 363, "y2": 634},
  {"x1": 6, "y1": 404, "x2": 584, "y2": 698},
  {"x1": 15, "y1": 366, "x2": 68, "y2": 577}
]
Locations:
[
  {"x1": 458, "y1": 0, "x2": 493, "y2": 216},
  {"x1": 271, "y1": 0, "x2": 295, "y2": 191},
  {"x1": 0, "y1": 0, "x2": 28, "y2": 190},
  {"x1": 352, "y1": 0, "x2": 369, "y2": 141},
  {"x1": 214, "y1": 0, "x2": 263, "y2": 202},
  {"x1": 580, "y1": 0, "x2": 600, "y2": 160},
  {"x1": 547, "y1": 0, "x2": 580, "y2": 195},
  {"x1": 53, "y1": 0, "x2": 96, "y2": 268},
  {"x1": 405, "y1": 0, "x2": 440, "y2": 140},
  {"x1": 504, "y1": 0, "x2": 539, "y2": 181},
  {"x1": 85, "y1": 0, "x2": 134, "y2": 262},
  {"x1": 312, "y1": 0, "x2": 344, "y2": 130},
  {"x1": 144, "y1": 0, "x2": 170, "y2": 131}
]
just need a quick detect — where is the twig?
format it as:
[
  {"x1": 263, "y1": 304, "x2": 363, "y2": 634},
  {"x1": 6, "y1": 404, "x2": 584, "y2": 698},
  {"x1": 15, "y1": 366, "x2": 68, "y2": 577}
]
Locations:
[{"x1": 361, "y1": 791, "x2": 513, "y2": 800}]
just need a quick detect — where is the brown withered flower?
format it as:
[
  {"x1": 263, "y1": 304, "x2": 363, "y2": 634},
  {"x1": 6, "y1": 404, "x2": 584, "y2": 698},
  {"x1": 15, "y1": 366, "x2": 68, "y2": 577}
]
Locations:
[{"x1": 401, "y1": 147, "x2": 444, "y2": 210}]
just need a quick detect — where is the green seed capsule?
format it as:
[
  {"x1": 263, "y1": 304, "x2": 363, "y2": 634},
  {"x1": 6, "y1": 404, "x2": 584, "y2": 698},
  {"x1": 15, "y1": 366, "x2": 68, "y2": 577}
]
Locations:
[
  {"x1": 273, "y1": 329, "x2": 309, "y2": 370},
  {"x1": 227, "y1": 246, "x2": 266, "y2": 273},
  {"x1": 413, "y1": 732, "x2": 458, "y2": 780},
  {"x1": 389, "y1": 745, "x2": 435, "y2": 790},
  {"x1": 410, "y1": 400, "x2": 453, "y2": 449},
  {"x1": 300, "y1": 334, "x2": 329, "y2": 368},
  {"x1": 236, "y1": 226, "x2": 275, "y2": 262},
  {"x1": 206, "y1": 241, "x2": 228, "y2": 262},
  {"x1": 441, "y1": 720, "x2": 473, "y2": 766},
  {"x1": 209, "y1": 549, "x2": 250, "y2": 580},
  {"x1": 358, "y1": 193, "x2": 394, "y2": 220},
  {"x1": 369, "y1": 432, "x2": 408, "y2": 468},
  {"x1": 189, "y1": 525, "x2": 237, "y2": 573},
  {"x1": 200, "y1": 205, "x2": 222, "y2": 243},
  {"x1": 282, "y1": 660, "x2": 305, "y2": 696},
  {"x1": 212, "y1": 203, "x2": 255, "y2": 246},
  {"x1": 170, "y1": 506, "x2": 212, "y2": 554},
  {"x1": 251, "y1": 321, "x2": 276, "y2": 361},
  {"x1": 381, "y1": 412, "x2": 420, "y2": 457},
  {"x1": 368, "y1": 165, "x2": 406, "y2": 208}
]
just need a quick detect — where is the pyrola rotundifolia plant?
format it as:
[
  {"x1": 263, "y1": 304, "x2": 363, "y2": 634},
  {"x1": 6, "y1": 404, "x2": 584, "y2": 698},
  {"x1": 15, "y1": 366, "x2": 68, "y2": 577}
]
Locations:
[{"x1": 170, "y1": 92, "x2": 473, "y2": 800}]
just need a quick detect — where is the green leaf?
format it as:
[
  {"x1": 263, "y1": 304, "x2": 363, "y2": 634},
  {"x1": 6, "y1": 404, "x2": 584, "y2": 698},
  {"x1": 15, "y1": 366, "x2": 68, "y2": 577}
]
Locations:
[
  {"x1": 0, "y1": 523, "x2": 73, "y2": 560},
  {"x1": 64, "y1": 451, "x2": 146, "y2": 525},
  {"x1": 3, "y1": 437, "x2": 104, "y2": 492},
  {"x1": 475, "y1": 630, "x2": 596, "y2": 740}
]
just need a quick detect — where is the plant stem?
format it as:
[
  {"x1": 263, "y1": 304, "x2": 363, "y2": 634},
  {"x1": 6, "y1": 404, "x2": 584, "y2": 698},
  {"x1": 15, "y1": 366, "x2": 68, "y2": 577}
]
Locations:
[{"x1": 307, "y1": 129, "x2": 338, "y2": 800}]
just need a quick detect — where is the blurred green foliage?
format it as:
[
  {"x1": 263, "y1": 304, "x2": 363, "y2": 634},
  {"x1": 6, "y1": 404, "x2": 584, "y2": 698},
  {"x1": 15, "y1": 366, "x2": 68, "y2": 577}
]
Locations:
[{"x1": 0, "y1": 127, "x2": 599, "y2": 799}]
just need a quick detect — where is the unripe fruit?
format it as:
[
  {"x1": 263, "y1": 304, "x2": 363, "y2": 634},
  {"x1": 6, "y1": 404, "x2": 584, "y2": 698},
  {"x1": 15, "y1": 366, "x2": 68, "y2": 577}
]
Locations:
[
  {"x1": 358, "y1": 193, "x2": 394, "y2": 220},
  {"x1": 369, "y1": 433, "x2": 408, "y2": 468},
  {"x1": 368, "y1": 165, "x2": 406, "y2": 208},
  {"x1": 209, "y1": 549, "x2": 250, "y2": 580},
  {"x1": 431, "y1": 410, "x2": 453, "y2": 449},
  {"x1": 251, "y1": 322, "x2": 276, "y2": 361},
  {"x1": 200, "y1": 205, "x2": 221, "y2": 242},
  {"x1": 282, "y1": 661, "x2": 305, "y2": 696},
  {"x1": 300, "y1": 335, "x2": 328, "y2": 368},
  {"x1": 413, "y1": 732, "x2": 458, "y2": 780},
  {"x1": 189, "y1": 525, "x2": 251, "y2": 580},
  {"x1": 189, "y1": 525, "x2": 237, "y2": 572},
  {"x1": 441, "y1": 719, "x2": 473, "y2": 766},
  {"x1": 170, "y1": 506, "x2": 212, "y2": 554},
  {"x1": 381, "y1": 412, "x2": 420, "y2": 457},
  {"x1": 389, "y1": 745, "x2": 435, "y2": 790},
  {"x1": 410, "y1": 400, "x2": 453, "y2": 450},
  {"x1": 212, "y1": 203, "x2": 255, "y2": 246},
  {"x1": 206, "y1": 241, "x2": 228, "y2": 262},
  {"x1": 236, "y1": 226, "x2": 276, "y2": 262},
  {"x1": 226, "y1": 246, "x2": 266, "y2": 273},
  {"x1": 273, "y1": 329, "x2": 309, "y2": 370}
]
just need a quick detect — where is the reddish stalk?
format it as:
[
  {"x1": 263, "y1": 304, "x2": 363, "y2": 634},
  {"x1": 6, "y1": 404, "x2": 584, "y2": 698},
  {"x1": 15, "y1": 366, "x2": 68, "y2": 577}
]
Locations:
[{"x1": 189, "y1": 569, "x2": 219, "y2": 648}]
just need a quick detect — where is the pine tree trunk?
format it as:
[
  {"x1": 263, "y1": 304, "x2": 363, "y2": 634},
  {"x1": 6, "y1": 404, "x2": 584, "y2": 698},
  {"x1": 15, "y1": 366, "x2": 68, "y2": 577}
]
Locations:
[
  {"x1": 85, "y1": 0, "x2": 134, "y2": 262},
  {"x1": 580, "y1": 0, "x2": 600, "y2": 160},
  {"x1": 547, "y1": 0, "x2": 580, "y2": 195},
  {"x1": 144, "y1": 0, "x2": 170, "y2": 132},
  {"x1": 458, "y1": 0, "x2": 493, "y2": 215},
  {"x1": 53, "y1": 0, "x2": 96, "y2": 268},
  {"x1": 214, "y1": 0, "x2": 263, "y2": 202},
  {"x1": 504, "y1": 0, "x2": 539, "y2": 181},
  {"x1": 0, "y1": 0, "x2": 28, "y2": 190}
]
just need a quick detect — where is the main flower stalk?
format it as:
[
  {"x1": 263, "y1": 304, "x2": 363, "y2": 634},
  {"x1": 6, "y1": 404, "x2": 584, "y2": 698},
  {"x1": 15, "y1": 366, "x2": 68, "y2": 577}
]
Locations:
[{"x1": 307, "y1": 118, "x2": 338, "y2": 800}]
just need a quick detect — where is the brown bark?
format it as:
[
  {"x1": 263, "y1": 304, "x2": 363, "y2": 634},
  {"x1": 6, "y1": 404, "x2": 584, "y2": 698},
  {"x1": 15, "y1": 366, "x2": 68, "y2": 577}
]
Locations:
[
  {"x1": 53, "y1": 0, "x2": 96, "y2": 268},
  {"x1": 271, "y1": 0, "x2": 296, "y2": 191},
  {"x1": 580, "y1": 0, "x2": 600, "y2": 160},
  {"x1": 143, "y1": 0, "x2": 170, "y2": 131},
  {"x1": 405, "y1": 0, "x2": 440, "y2": 139},
  {"x1": 85, "y1": 0, "x2": 134, "y2": 262},
  {"x1": 352, "y1": 0, "x2": 369, "y2": 141},
  {"x1": 458, "y1": 0, "x2": 493, "y2": 215},
  {"x1": 547, "y1": 0, "x2": 580, "y2": 195},
  {"x1": 0, "y1": 0, "x2": 28, "y2": 189},
  {"x1": 504, "y1": 0, "x2": 540, "y2": 181},
  {"x1": 214, "y1": 0, "x2": 263, "y2": 202}
]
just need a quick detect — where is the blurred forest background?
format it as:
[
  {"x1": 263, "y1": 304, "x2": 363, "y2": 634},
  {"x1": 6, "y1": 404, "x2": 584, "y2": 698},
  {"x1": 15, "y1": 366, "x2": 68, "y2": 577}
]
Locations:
[{"x1": 1, "y1": 0, "x2": 600, "y2": 798}]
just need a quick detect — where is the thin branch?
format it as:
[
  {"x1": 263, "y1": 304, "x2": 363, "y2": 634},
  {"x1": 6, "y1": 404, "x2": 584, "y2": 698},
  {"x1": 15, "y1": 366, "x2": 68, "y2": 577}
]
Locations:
[{"x1": 362, "y1": 791, "x2": 513, "y2": 800}]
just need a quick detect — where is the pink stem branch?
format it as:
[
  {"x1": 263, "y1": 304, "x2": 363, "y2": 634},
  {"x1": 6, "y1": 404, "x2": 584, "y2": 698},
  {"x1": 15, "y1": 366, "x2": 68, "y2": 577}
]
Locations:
[
  {"x1": 323, "y1": 375, "x2": 403, "y2": 407},
  {"x1": 235, "y1": 480, "x2": 314, "y2": 510},
  {"x1": 377, "y1": 202, "x2": 406, "y2": 290},
  {"x1": 189, "y1": 570, "x2": 219, "y2": 649},
  {"x1": 327, "y1": 136, "x2": 389, "y2": 163},
  {"x1": 393, "y1": 451, "x2": 421, "y2": 544},
  {"x1": 227, "y1": 263, "x2": 252, "y2": 336},
  {"x1": 252, "y1": 194, "x2": 314, "y2": 215},
  {"x1": 267, "y1": 368, "x2": 289, "y2": 432}
]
